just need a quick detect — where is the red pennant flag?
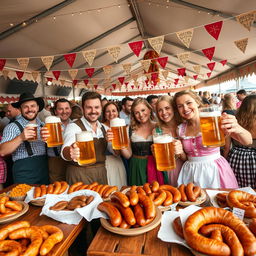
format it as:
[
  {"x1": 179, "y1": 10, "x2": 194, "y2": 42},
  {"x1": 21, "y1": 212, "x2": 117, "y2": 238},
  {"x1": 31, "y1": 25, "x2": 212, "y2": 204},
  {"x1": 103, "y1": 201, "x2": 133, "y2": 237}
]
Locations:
[
  {"x1": 131, "y1": 85, "x2": 134, "y2": 89},
  {"x1": 46, "y1": 77, "x2": 53, "y2": 82},
  {"x1": 145, "y1": 79, "x2": 149, "y2": 86},
  {"x1": 207, "y1": 62, "x2": 216, "y2": 71},
  {"x1": 207, "y1": 72, "x2": 212, "y2": 78},
  {"x1": 193, "y1": 75, "x2": 198, "y2": 80},
  {"x1": 157, "y1": 56, "x2": 168, "y2": 69},
  {"x1": 112, "y1": 84, "x2": 116, "y2": 90},
  {"x1": 16, "y1": 71, "x2": 24, "y2": 80},
  {"x1": 64, "y1": 53, "x2": 76, "y2": 68},
  {"x1": 174, "y1": 78, "x2": 179, "y2": 85},
  {"x1": 202, "y1": 47, "x2": 215, "y2": 61},
  {"x1": 118, "y1": 77, "x2": 125, "y2": 84},
  {"x1": 0, "y1": 59, "x2": 6, "y2": 71},
  {"x1": 151, "y1": 73, "x2": 158, "y2": 86},
  {"x1": 83, "y1": 79, "x2": 89, "y2": 86},
  {"x1": 52, "y1": 71, "x2": 61, "y2": 80},
  {"x1": 124, "y1": 82, "x2": 129, "y2": 88},
  {"x1": 177, "y1": 68, "x2": 186, "y2": 77},
  {"x1": 204, "y1": 21, "x2": 223, "y2": 40},
  {"x1": 94, "y1": 85, "x2": 98, "y2": 90},
  {"x1": 73, "y1": 80, "x2": 78, "y2": 86},
  {"x1": 85, "y1": 68, "x2": 95, "y2": 78},
  {"x1": 128, "y1": 41, "x2": 144, "y2": 57},
  {"x1": 220, "y1": 60, "x2": 227, "y2": 66}
]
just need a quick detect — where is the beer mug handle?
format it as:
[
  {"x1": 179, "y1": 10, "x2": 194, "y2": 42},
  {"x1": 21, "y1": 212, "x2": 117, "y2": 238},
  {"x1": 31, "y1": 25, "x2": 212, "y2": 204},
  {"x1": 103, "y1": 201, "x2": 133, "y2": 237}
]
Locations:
[{"x1": 70, "y1": 142, "x2": 80, "y2": 162}]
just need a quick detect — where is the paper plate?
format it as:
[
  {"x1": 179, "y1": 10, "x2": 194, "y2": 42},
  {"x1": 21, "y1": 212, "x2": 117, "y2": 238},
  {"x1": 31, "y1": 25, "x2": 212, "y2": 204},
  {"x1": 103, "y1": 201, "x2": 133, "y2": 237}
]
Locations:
[
  {"x1": 100, "y1": 207, "x2": 162, "y2": 236},
  {"x1": 0, "y1": 201, "x2": 29, "y2": 224},
  {"x1": 178, "y1": 189, "x2": 207, "y2": 207}
]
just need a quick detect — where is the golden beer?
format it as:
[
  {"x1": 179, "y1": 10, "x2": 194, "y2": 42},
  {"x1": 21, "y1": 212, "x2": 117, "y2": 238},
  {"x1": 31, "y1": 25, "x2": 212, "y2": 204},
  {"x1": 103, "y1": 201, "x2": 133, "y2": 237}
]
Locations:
[
  {"x1": 153, "y1": 134, "x2": 176, "y2": 171},
  {"x1": 110, "y1": 118, "x2": 128, "y2": 150},
  {"x1": 199, "y1": 109, "x2": 225, "y2": 147},
  {"x1": 76, "y1": 131, "x2": 96, "y2": 166},
  {"x1": 26, "y1": 123, "x2": 38, "y2": 142},
  {"x1": 45, "y1": 116, "x2": 63, "y2": 147}
]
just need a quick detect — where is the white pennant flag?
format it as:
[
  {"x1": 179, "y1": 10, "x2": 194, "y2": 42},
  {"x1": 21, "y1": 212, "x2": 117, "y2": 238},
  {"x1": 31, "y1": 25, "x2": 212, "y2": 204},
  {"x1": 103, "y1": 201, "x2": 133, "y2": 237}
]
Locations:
[
  {"x1": 82, "y1": 49, "x2": 96, "y2": 66},
  {"x1": 177, "y1": 52, "x2": 191, "y2": 65},
  {"x1": 2, "y1": 69, "x2": 9, "y2": 80},
  {"x1": 234, "y1": 38, "x2": 248, "y2": 53},
  {"x1": 236, "y1": 11, "x2": 255, "y2": 31},
  {"x1": 41, "y1": 56, "x2": 54, "y2": 71},
  {"x1": 162, "y1": 70, "x2": 169, "y2": 79},
  {"x1": 122, "y1": 63, "x2": 132, "y2": 75},
  {"x1": 184, "y1": 76, "x2": 189, "y2": 83},
  {"x1": 103, "y1": 65, "x2": 112, "y2": 77},
  {"x1": 68, "y1": 69, "x2": 78, "y2": 80},
  {"x1": 176, "y1": 28, "x2": 194, "y2": 48},
  {"x1": 60, "y1": 79, "x2": 65, "y2": 86},
  {"x1": 17, "y1": 58, "x2": 29, "y2": 70},
  {"x1": 148, "y1": 36, "x2": 164, "y2": 55},
  {"x1": 193, "y1": 65, "x2": 201, "y2": 74},
  {"x1": 108, "y1": 45, "x2": 121, "y2": 62},
  {"x1": 140, "y1": 60, "x2": 151, "y2": 72},
  {"x1": 132, "y1": 74, "x2": 138, "y2": 82},
  {"x1": 31, "y1": 71, "x2": 39, "y2": 81}
]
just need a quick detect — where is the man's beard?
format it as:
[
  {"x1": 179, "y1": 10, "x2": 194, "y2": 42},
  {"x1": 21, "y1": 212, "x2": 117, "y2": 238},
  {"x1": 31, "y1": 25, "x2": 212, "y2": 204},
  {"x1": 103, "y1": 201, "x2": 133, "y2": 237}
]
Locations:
[{"x1": 22, "y1": 112, "x2": 37, "y2": 121}]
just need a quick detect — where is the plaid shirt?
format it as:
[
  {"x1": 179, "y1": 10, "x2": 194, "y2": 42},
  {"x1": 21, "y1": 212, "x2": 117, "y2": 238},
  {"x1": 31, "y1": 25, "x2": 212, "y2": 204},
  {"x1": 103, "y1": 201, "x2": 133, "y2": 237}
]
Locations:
[{"x1": 1, "y1": 116, "x2": 47, "y2": 162}]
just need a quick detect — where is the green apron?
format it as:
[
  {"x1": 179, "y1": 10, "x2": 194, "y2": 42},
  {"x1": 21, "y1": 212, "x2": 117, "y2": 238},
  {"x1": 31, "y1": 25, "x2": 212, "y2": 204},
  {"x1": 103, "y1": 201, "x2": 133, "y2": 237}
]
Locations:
[{"x1": 12, "y1": 155, "x2": 49, "y2": 185}]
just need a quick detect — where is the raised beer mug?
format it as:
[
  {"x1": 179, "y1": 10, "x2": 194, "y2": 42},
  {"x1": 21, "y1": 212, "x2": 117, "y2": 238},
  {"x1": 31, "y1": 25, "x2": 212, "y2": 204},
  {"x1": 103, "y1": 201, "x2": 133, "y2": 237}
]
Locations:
[
  {"x1": 199, "y1": 106, "x2": 225, "y2": 147},
  {"x1": 45, "y1": 116, "x2": 63, "y2": 147},
  {"x1": 75, "y1": 131, "x2": 96, "y2": 166},
  {"x1": 110, "y1": 118, "x2": 128, "y2": 150},
  {"x1": 153, "y1": 133, "x2": 176, "y2": 171},
  {"x1": 26, "y1": 123, "x2": 38, "y2": 142}
]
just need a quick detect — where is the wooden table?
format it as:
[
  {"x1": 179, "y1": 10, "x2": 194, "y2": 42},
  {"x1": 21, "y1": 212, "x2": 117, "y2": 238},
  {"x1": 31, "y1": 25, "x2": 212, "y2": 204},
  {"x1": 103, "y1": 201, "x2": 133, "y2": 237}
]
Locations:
[{"x1": 0, "y1": 186, "x2": 86, "y2": 256}]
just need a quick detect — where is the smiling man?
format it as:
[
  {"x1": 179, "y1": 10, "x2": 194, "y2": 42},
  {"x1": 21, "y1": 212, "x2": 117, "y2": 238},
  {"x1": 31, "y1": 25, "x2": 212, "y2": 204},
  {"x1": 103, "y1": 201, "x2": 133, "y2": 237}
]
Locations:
[
  {"x1": 61, "y1": 91, "x2": 109, "y2": 185},
  {"x1": 0, "y1": 92, "x2": 49, "y2": 184}
]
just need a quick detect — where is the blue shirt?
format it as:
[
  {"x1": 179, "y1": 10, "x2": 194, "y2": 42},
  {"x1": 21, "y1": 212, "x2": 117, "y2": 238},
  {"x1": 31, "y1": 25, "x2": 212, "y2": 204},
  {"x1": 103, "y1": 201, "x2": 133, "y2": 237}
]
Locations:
[{"x1": 1, "y1": 116, "x2": 46, "y2": 162}]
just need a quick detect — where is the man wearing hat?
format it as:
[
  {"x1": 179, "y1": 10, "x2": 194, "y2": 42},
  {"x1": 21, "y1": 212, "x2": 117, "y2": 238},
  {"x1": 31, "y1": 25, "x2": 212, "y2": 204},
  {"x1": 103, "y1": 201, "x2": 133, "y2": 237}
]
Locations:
[{"x1": 0, "y1": 92, "x2": 49, "y2": 184}]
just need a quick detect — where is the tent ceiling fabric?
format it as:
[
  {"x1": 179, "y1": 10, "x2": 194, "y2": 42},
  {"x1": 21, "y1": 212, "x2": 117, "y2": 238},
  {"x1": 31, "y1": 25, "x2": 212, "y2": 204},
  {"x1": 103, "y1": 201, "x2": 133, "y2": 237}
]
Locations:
[{"x1": 0, "y1": 0, "x2": 255, "y2": 97}]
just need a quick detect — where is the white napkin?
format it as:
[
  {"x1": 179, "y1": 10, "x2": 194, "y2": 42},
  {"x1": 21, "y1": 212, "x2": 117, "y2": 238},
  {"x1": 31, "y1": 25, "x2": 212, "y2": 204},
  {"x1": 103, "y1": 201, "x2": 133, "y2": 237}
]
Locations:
[
  {"x1": 24, "y1": 186, "x2": 69, "y2": 203},
  {"x1": 40, "y1": 190, "x2": 105, "y2": 225}
]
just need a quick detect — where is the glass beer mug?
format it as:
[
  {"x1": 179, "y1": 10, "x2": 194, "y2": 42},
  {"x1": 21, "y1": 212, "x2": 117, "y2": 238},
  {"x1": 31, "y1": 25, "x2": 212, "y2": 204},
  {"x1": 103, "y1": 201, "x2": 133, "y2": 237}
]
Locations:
[
  {"x1": 75, "y1": 131, "x2": 96, "y2": 166},
  {"x1": 199, "y1": 106, "x2": 225, "y2": 147},
  {"x1": 153, "y1": 132, "x2": 176, "y2": 171},
  {"x1": 110, "y1": 118, "x2": 128, "y2": 150},
  {"x1": 26, "y1": 123, "x2": 38, "y2": 142},
  {"x1": 45, "y1": 116, "x2": 63, "y2": 147}
]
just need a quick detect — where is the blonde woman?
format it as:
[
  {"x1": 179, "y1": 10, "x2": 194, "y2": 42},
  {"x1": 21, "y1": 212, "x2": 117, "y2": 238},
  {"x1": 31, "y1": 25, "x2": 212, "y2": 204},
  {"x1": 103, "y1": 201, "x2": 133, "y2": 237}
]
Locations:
[{"x1": 222, "y1": 93, "x2": 236, "y2": 115}]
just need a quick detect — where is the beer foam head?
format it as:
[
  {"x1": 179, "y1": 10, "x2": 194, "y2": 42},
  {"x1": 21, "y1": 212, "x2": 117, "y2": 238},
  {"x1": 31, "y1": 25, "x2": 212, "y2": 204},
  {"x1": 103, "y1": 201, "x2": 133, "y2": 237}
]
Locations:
[
  {"x1": 153, "y1": 134, "x2": 173, "y2": 144},
  {"x1": 76, "y1": 131, "x2": 93, "y2": 142},
  {"x1": 45, "y1": 116, "x2": 61, "y2": 123},
  {"x1": 199, "y1": 111, "x2": 221, "y2": 117},
  {"x1": 26, "y1": 123, "x2": 37, "y2": 128},
  {"x1": 110, "y1": 118, "x2": 126, "y2": 127}
]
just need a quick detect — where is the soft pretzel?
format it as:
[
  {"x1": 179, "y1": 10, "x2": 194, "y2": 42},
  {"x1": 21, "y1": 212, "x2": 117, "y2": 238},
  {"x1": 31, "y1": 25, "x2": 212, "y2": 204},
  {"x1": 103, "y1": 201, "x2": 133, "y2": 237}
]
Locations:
[
  {"x1": 0, "y1": 196, "x2": 9, "y2": 213},
  {"x1": 172, "y1": 217, "x2": 184, "y2": 239},
  {"x1": 0, "y1": 240, "x2": 22, "y2": 256},
  {"x1": 249, "y1": 218, "x2": 256, "y2": 236},
  {"x1": 5, "y1": 201, "x2": 22, "y2": 212},
  {"x1": 227, "y1": 190, "x2": 256, "y2": 218},
  {"x1": 0, "y1": 221, "x2": 30, "y2": 241},
  {"x1": 184, "y1": 207, "x2": 256, "y2": 256},
  {"x1": 58, "y1": 181, "x2": 68, "y2": 194},
  {"x1": 52, "y1": 181, "x2": 61, "y2": 194}
]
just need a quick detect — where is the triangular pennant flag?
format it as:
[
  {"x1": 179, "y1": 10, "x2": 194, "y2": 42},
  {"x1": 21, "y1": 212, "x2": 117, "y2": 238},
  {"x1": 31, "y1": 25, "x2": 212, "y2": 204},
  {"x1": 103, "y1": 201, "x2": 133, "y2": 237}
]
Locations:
[
  {"x1": 140, "y1": 60, "x2": 151, "y2": 73},
  {"x1": 157, "y1": 56, "x2": 168, "y2": 69},
  {"x1": 83, "y1": 79, "x2": 89, "y2": 86},
  {"x1": 177, "y1": 52, "x2": 191, "y2": 65},
  {"x1": 2, "y1": 69, "x2": 9, "y2": 80},
  {"x1": 107, "y1": 45, "x2": 121, "y2": 62},
  {"x1": 131, "y1": 85, "x2": 134, "y2": 90},
  {"x1": 128, "y1": 41, "x2": 144, "y2": 57},
  {"x1": 118, "y1": 77, "x2": 125, "y2": 85},
  {"x1": 16, "y1": 71, "x2": 24, "y2": 80},
  {"x1": 220, "y1": 60, "x2": 227, "y2": 66},
  {"x1": 82, "y1": 49, "x2": 96, "y2": 66},
  {"x1": 132, "y1": 74, "x2": 138, "y2": 82},
  {"x1": 64, "y1": 53, "x2": 76, "y2": 68},
  {"x1": 204, "y1": 21, "x2": 223, "y2": 40},
  {"x1": 124, "y1": 82, "x2": 129, "y2": 88},
  {"x1": 103, "y1": 65, "x2": 112, "y2": 77},
  {"x1": 151, "y1": 73, "x2": 158, "y2": 86},
  {"x1": 52, "y1": 71, "x2": 61, "y2": 81},
  {"x1": 234, "y1": 38, "x2": 248, "y2": 53},
  {"x1": 73, "y1": 80, "x2": 78, "y2": 86},
  {"x1": 41, "y1": 56, "x2": 54, "y2": 71},
  {"x1": 162, "y1": 70, "x2": 169, "y2": 79},
  {"x1": 176, "y1": 28, "x2": 194, "y2": 48},
  {"x1": 31, "y1": 71, "x2": 39, "y2": 81},
  {"x1": 60, "y1": 80, "x2": 65, "y2": 86},
  {"x1": 193, "y1": 75, "x2": 198, "y2": 80},
  {"x1": 0, "y1": 59, "x2": 6, "y2": 71},
  {"x1": 122, "y1": 63, "x2": 132, "y2": 75},
  {"x1": 17, "y1": 58, "x2": 29, "y2": 70},
  {"x1": 94, "y1": 84, "x2": 98, "y2": 90},
  {"x1": 193, "y1": 65, "x2": 201, "y2": 74},
  {"x1": 145, "y1": 73, "x2": 151, "y2": 81},
  {"x1": 174, "y1": 78, "x2": 179, "y2": 85},
  {"x1": 207, "y1": 72, "x2": 212, "y2": 78},
  {"x1": 236, "y1": 11, "x2": 255, "y2": 31},
  {"x1": 85, "y1": 68, "x2": 95, "y2": 77},
  {"x1": 68, "y1": 69, "x2": 78, "y2": 80},
  {"x1": 177, "y1": 68, "x2": 186, "y2": 77},
  {"x1": 112, "y1": 84, "x2": 117, "y2": 90},
  {"x1": 148, "y1": 36, "x2": 164, "y2": 55},
  {"x1": 207, "y1": 62, "x2": 216, "y2": 71},
  {"x1": 202, "y1": 47, "x2": 215, "y2": 61},
  {"x1": 47, "y1": 77, "x2": 53, "y2": 82},
  {"x1": 184, "y1": 76, "x2": 189, "y2": 83}
]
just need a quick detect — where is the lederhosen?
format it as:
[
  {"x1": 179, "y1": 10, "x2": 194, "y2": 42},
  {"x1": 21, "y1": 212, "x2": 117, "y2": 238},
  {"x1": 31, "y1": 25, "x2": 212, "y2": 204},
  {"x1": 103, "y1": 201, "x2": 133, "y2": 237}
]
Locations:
[
  {"x1": 66, "y1": 119, "x2": 108, "y2": 185},
  {"x1": 12, "y1": 121, "x2": 49, "y2": 185}
]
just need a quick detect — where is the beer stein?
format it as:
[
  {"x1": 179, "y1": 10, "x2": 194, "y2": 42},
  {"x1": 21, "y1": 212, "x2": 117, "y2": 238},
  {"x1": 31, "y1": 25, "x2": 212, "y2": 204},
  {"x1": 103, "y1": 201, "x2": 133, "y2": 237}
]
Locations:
[
  {"x1": 45, "y1": 116, "x2": 63, "y2": 147},
  {"x1": 110, "y1": 118, "x2": 128, "y2": 150},
  {"x1": 26, "y1": 123, "x2": 38, "y2": 142}
]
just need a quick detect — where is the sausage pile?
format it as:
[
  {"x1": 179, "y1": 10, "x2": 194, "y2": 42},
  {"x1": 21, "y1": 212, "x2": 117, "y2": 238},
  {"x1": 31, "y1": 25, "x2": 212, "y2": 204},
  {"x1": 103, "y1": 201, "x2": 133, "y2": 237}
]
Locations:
[
  {"x1": 68, "y1": 181, "x2": 118, "y2": 199},
  {"x1": 49, "y1": 195, "x2": 94, "y2": 211},
  {"x1": 0, "y1": 220, "x2": 63, "y2": 255},
  {"x1": 33, "y1": 181, "x2": 68, "y2": 198},
  {"x1": 173, "y1": 207, "x2": 256, "y2": 256},
  {"x1": 0, "y1": 196, "x2": 23, "y2": 219},
  {"x1": 178, "y1": 183, "x2": 202, "y2": 202}
]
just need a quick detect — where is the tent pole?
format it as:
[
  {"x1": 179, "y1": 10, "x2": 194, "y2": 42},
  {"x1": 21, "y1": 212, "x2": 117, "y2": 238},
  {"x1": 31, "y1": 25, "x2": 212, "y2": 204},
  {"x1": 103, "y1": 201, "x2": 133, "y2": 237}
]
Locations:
[
  {"x1": 72, "y1": 85, "x2": 75, "y2": 101},
  {"x1": 40, "y1": 72, "x2": 46, "y2": 98}
]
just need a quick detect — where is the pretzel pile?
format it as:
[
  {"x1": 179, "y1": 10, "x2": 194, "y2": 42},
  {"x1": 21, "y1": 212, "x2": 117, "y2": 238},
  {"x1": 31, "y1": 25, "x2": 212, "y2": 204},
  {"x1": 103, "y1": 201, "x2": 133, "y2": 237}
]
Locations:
[{"x1": 0, "y1": 196, "x2": 23, "y2": 219}]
